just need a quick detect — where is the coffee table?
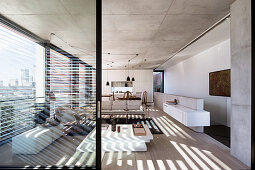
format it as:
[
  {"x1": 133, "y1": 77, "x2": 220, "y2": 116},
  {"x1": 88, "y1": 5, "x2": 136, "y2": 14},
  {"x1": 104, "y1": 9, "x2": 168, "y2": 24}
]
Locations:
[{"x1": 76, "y1": 124, "x2": 153, "y2": 152}]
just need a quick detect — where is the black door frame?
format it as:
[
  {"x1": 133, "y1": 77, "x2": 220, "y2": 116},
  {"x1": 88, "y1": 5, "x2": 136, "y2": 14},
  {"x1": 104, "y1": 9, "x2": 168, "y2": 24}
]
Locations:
[{"x1": 96, "y1": 0, "x2": 102, "y2": 169}]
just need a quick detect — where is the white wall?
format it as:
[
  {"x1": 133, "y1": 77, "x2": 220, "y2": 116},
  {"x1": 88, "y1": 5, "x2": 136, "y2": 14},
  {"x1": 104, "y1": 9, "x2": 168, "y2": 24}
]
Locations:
[
  {"x1": 164, "y1": 40, "x2": 231, "y2": 126},
  {"x1": 102, "y1": 69, "x2": 153, "y2": 102}
]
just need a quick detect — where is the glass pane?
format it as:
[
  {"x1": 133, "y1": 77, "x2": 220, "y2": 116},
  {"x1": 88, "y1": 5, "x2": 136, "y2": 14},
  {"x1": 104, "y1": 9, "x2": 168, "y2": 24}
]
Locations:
[
  {"x1": 0, "y1": 0, "x2": 97, "y2": 168},
  {"x1": 153, "y1": 72, "x2": 164, "y2": 93}
]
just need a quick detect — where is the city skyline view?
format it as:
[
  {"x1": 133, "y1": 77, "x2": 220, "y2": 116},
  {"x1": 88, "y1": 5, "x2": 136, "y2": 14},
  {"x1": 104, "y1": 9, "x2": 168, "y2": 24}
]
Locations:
[{"x1": 0, "y1": 23, "x2": 36, "y2": 86}]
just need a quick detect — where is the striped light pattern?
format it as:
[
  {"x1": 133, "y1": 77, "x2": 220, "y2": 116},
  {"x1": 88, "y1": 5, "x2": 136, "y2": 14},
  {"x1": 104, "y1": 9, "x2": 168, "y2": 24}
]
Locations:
[
  {"x1": 0, "y1": 20, "x2": 97, "y2": 168},
  {"x1": 46, "y1": 49, "x2": 96, "y2": 115},
  {"x1": 0, "y1": 22, "x2": 39, "y2": 143}
]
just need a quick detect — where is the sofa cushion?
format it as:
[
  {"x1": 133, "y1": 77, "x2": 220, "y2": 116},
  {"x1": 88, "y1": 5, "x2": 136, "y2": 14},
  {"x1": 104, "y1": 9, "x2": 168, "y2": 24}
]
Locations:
[
  {"x1": 112, "y1": 100, "x2": 127, "y2": 110},
  {"x1": 127, "y1": 100, "x2": 142, "y2": 110},
  {"x1": 102, "y1": 101, "x2": 112, "y2": 110},
  {"x1": 48, "y1": 124, "x2": 64, "y2": 141},
  {"x1": 12, "y1": 127, "x2": 53, "y2": 154}
]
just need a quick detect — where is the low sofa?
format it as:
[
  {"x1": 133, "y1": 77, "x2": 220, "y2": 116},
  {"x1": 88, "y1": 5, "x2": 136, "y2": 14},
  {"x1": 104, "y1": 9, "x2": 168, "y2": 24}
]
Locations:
[
  {"x1": 12, "y1": 105, "x2": 81, "y2": 154},
  {"x1": 12, "y1": 124, "x2": 64, "y2": 154},
  {"x1": 101, "y1": 100, "x2": 145, "y2": 119}
]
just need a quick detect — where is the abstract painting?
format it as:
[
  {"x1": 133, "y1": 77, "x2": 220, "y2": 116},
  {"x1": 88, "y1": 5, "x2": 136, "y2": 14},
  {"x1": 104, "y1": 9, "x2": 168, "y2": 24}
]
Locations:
[{"x1": 209, "y1": 69, "x2": 231, "y2": 97}]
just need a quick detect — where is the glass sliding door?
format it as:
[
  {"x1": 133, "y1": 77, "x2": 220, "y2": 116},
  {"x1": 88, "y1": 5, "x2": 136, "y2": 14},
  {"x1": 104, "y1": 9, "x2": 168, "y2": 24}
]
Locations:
[
  {"x1": 45, "y1": 46, "x2": 97, "y2": 168},
  {"x1": 0, "y1": 0, "x2": 101, "y2": 169}
]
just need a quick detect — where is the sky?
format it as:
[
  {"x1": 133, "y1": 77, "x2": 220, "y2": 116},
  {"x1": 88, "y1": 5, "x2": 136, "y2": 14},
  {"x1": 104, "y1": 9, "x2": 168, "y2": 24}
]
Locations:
[{"x1": 0, "y1": 24, "x2": 37, "y2": 86}]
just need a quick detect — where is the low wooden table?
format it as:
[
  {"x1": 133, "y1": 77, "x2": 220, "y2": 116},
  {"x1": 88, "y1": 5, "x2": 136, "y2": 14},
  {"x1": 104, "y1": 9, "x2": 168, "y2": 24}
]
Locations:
[{"x1": 76, "y1": 124, "x2": 153, "y2": 152}]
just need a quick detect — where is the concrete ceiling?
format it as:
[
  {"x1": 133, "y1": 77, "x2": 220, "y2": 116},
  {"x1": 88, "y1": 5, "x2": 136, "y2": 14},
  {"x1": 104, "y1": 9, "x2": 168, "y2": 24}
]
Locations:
[
  {"x1": 103, "y1": 0, "x2": 234, "y2": 69},
  {"x1": 0, "y1": 0, "x2": 234, "y2": 69},
  {"x1": 157, "y1": 18, "x2": 230, "y2": 70},
  {"x1": 0, "y1": 0, "x2": 96, "y2": 67}
]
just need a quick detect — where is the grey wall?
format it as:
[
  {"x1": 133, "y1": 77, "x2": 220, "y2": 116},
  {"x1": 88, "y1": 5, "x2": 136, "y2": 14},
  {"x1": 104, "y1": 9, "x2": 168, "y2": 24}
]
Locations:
[{"x1": 230, "y1": 0, "x2": 251, "y2": 167}]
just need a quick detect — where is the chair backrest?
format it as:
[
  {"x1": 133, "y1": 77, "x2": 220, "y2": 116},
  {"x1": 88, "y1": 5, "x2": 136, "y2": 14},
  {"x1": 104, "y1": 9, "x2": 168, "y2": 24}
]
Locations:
[
  {"x1": 123, "y1": 91, "x2": 132, "y2": 99},
  {"x1": 142, "y1": 91, "x2": 148, "y2": 105}
]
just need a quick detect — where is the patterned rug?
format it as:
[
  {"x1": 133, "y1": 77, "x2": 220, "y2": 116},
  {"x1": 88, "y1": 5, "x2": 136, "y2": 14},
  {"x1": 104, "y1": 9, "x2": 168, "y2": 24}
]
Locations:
[{"x1": 102, "y1": 118, "x2": 163, "y2": 134}]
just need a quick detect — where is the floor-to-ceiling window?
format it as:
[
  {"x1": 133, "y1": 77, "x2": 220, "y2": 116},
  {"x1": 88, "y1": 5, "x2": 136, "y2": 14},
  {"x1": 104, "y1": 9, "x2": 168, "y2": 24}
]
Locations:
[
  {"x1": 0, "y1": 0, "x2": 100, "y2": 167},
  {"x1": 0, "y1": 23, "x2": 44, "y2": 144},
  {"x1": 47, "y1": 49, "x2": 72, "y2": 116}
]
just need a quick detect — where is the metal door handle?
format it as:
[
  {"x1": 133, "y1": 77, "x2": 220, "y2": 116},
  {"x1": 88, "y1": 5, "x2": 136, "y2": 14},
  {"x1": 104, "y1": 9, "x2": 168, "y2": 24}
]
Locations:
[{"x1": 97, "y1": 101, "x2": 101, "y2": 118}]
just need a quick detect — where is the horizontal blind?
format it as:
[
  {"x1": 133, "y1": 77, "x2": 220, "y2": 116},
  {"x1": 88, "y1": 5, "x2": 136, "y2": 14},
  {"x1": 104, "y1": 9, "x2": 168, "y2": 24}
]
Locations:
[
  {"x1": 47, "y1": 50, "x2": 96, "y2": 117},
  {"x1": 47, "y1": 50, "x2": 71, "y2": 113},
  {"x1": 0, "y1": 23, "x2": 43, "y2": 143}
]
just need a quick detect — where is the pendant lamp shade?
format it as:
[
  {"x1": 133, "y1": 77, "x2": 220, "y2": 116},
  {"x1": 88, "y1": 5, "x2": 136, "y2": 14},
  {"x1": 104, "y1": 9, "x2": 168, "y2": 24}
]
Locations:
[
  {"x1": 132, "y1": 77, "x2": 135, "y2": 81},
  {"x1": 127, "y1": 76, "x2": 130, "y2": 81}
]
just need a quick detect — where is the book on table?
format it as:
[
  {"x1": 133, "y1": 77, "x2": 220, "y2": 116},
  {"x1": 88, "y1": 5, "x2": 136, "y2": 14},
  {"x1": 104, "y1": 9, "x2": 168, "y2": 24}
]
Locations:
[{"x1": 132, "y1": 124, "x2": 146, "y2": 136}]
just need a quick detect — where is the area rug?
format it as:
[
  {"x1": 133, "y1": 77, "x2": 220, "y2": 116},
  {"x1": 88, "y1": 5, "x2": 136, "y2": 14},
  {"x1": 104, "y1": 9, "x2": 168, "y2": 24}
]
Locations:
[{"x1": 102, "y1": 118, "x2": 163, "y2": 134}]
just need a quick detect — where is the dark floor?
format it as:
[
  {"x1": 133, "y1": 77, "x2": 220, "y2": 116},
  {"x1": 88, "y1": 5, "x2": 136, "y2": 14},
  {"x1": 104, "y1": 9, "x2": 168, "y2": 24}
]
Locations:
[{"x1": 204, "y1": 125, "x2": 230, "y2": 147}]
